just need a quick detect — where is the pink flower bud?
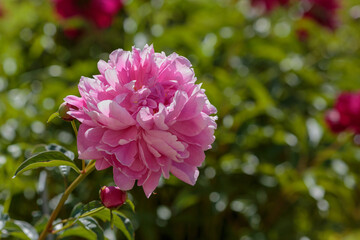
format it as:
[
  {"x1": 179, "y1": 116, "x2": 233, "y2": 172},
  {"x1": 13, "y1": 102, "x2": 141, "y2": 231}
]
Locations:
[
  {"x1": 58, "y1": 102, "x2": 75, "y2": 121},
  {"x1": 100, "y1": 186, "x2": 126, "y2": 209}
]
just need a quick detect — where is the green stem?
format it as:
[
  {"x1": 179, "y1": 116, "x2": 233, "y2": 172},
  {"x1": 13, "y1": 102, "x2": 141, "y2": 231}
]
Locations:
[
  {"x1": 71, "y1": 120, "x2": 78, "y2": 137},
  {"x1": 38, "y1": 160, "x2": 96, "y2": 240},
  {"x1": 52, "y1": 206, "x2": 105, "y2": 234}
]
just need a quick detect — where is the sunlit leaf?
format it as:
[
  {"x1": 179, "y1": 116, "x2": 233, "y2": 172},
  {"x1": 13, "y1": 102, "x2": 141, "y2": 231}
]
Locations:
[
  {"x1": 60, "y1": 226, "x2": 97, "y2": 240},
  {"x1": 47, "y1": 112, "x2": 59, "y2": 123},
  {"x1": 4, "y1": 220, "x2": 38, "y2": 240},
  {"x1": 71, "y1": 201, "x2": 103, "y2": 219},
  {"x1": 79, "y1": 217, "x2": 104, "y2": 240},
  {"x1": 13, "y1": 150, "x2": 80, "y2": 177},
  {"x1": 46, "y1": 144, "x2": 75, "y2": 177},
  {"x1": 93, "y1": 209, "x2": 134, "y2": 240}
]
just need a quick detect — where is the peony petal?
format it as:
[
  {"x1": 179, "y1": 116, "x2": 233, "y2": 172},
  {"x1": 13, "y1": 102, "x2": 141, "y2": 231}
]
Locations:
[
  {"x1": 98, "y1": 60, "x2": 112, "y2": 75},
  {"x1": 143, "y1": 130, "x2": 185, "y2": 162},
  {"x1": 102, "y1": 126, "x2": 137, "y2": 147},
  {"x1": 141, "y1": 170, "x2": 162, "y2": 198},
  {"x1": 138, "y1": 140, "x2": 160, "y2": 171},
  {"x1": 104, "y1": 68, "x2": 119, "y2": 89},
  {"x1": 167, "y1": 91, "x2": 188, "y2": 122},
  {"x1": 114, "y1": 141, "x2": 137, "y2": 167},
  {"x1": 64, "y1": 95, "x2": 84, "y2": 109},
  {"x1": 95, "y1": 159, "x2": 112, "y2": 170},
  {"x1": 113, "y1": 168, "x2": 135, "y2": 191},
  {"x1": 176, "y1": 93, "x2": 206, "y2": 122},
  {"x1": 78, "y1": 125, "x2": 104, "y2": 160},
  {"x1": 184, "y1": 145, "x2": 205, "y2": 167},
  {"x1": 171, "y1": 114, "x2": 207, "y2": 137},
  {"x1": 154, "y1": 103, "x2": 168, "y2": 130},
  {"x1": 170, "y1": 162, "x2": 199, "y2": 185},
  {"x1": 136, "y1": 107, "x2": 154, "y2": 130}
]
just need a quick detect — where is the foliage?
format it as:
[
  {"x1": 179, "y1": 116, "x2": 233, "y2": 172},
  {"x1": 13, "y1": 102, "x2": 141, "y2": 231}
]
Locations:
[{"x1": 1, "y1": 0, "x2": 360, "y2": 239}]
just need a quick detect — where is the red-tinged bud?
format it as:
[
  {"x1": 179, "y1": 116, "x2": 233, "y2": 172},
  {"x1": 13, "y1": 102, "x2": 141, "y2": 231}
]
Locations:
[
  {"x1": 100, "y1": 186, "x2": 127, "y2": 209},
  {"x1": 58, "y1": 102, "x2": 75, "y2": 121}
]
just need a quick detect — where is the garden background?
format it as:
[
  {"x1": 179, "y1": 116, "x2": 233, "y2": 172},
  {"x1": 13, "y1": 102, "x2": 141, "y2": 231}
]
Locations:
[{"x1": 1, "y1": 0, "x2": 360, "y2": 239}]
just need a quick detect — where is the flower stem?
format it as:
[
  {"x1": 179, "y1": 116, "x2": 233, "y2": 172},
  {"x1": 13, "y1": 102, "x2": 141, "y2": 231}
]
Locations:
[
  {"x1": 38, "y1": 160, "x2": 96, "y2": 240},
  {"x1": 51, "y1": 206, "x2": 105, "y2": 234},
  {"x1": 71, "y1": 120, "x2": 78, "y2": 137}
]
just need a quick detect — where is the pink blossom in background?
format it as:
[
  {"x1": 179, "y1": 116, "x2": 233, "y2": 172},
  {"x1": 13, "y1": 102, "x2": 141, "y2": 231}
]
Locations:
[
  {"x1": 0, "y1": 4, "x2": 4, "y2": 18},
  {"x1": 303, "y1": 0, "x2": 341, "y2": 30},
  {"x1": 325, "y1": 92, "x2": 360, "y2": 134},
  {"x1": 64, "y1": 45, "x2": 217, "y2": 197},
  {"x1": 53, "y1": 0, "x2": 123, "y2": 29},
  {"x1": 296, "y1": 28, "x2": 309, "y2": 42},
  {"x1": 63, "y1": 28, "x2": 84, "y2": 39},
  {"x1": 251, "y1": 0, "x2": 289, "y2": 12}
]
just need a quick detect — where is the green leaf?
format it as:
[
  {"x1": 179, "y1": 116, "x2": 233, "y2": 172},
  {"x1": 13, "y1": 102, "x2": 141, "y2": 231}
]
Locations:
[
  {"x1": 71, "y1": 201, "x2": 103, "y2": 219},
  {"x1": 45, "y1": 144, "x2": 75, "y2": 160},
  {"x1": 113, "y1": 212, "x2": 134, "y2": 240},
  {"x1": 125, "y1": 199, "x2": 135, "y2": 213},
  {"x1": 47, "y1": 112, "x2": 59, "y2": 123},
  {"x1": 34, "y1": 216, "x2": 48, "y2": 233},
  {"x1": 13, "y1": 150, "x2": 80, "y2": 177},
  {"x1": 4, "y1": 220, "x2": 38, "y2": 240},
  {"x1": 0, "y1": 206, "x2": 9, "y2": 231},
  {"x1": 93, "y1": 209, "x2": 134, "y2": 240},
  {"x1": 79, "y1": 217, "x2": 104, "y2": 240},
  {"x1": 46, "y1": 144, "x2": 75, "y2": 177},
  {"x1": 70, "y1": 202, "x2": 84, "y2": 218},
  {"x1": 13, "y1": 220, "x2": 39, "y2": 240},
  {"x1": 60, "y1": 226, "x2": 97, "y2": 240}
]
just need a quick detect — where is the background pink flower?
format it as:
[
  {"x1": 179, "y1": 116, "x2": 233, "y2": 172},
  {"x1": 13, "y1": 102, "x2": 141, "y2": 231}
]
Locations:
[
  {"x1": 325, "y1": 92, "x2": 360, "y2": 134},
  {"x1": 65, "y1": 45, "x2": 217, "y2": 197},
  {"x1": 251, "y1": 0, "x2": 289, "y2": 12},
  {"x1": 302, "y1": 0, "x2": 341, "y2": 30},
  {"x1": 53, "y1": 0, "x2": 123, "y2": 29}
]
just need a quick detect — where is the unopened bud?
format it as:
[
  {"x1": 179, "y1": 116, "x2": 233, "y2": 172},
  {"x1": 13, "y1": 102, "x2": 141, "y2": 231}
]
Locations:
[
  {"x1": 100, "y1": 186, "x2": 127, "y2": 209},
  {"x1": 58, "y1": 102, "x2": 75, "y2": 121}
]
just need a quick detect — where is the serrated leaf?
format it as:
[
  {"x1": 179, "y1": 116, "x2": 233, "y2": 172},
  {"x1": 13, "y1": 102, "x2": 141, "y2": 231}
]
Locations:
[
  {"x1": 93, "y1": 209, "x2": 134, "y2": 240},
  {"x1": 47, "y1": 112, "x2": 59, "y2": 123},
  {"x1": 79, "y1": 217, "x2": 104, "y2": 240},
  {"x1": 13, "y1": 150, "x2": 80, "y2": 177},
  {"x1": 60, "y1": 226, "x2": 97, "y2": 240}
]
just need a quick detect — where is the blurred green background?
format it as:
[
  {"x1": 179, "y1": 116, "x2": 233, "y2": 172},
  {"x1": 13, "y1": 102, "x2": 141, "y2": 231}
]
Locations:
[{"x1": 1, "y1": 0, "x2": 360, "y2": 239}]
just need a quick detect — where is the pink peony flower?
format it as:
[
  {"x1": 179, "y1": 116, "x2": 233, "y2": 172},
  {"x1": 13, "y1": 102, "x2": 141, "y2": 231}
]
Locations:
[
  {"x1": 64, "y1": 45, "x2": 217, "y2": 197},
  {"x1": 251, "y1": 0, "x2": 289, "y2": 12},
  {"x1": 302, "y1": 0, "x2": 341, "y2": 30},
  {"x1": 53, "y1": 0, "x2": 123, "y2": 29},
  {"x1": 325, "y1": 92, "x2": 360, "y2": 134},
  {"x1": 100, "y1": 186, "x2": 126, "y2": 209}
]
